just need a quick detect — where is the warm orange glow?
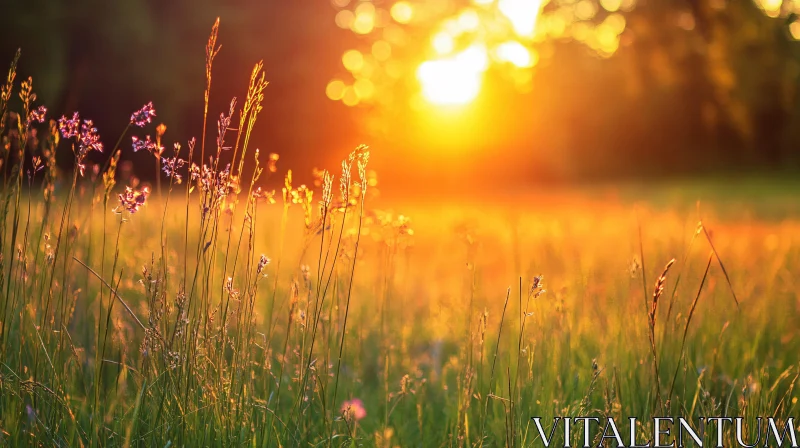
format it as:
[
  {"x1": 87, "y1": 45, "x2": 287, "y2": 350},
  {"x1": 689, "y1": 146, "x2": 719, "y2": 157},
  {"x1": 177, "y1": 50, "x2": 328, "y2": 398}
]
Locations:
[{"x1": 417, "y1": 45, "x2": 488, "y2": 105}]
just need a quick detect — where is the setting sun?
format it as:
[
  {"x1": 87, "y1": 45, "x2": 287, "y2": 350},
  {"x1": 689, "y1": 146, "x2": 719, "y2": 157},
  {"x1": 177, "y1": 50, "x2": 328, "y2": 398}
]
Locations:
[
  {"x1": 413, "y1": 0, "x2": 543, "y2": 105},
  {"x1": 417, "y1": 45, "x2": 488, "y2": 105}
]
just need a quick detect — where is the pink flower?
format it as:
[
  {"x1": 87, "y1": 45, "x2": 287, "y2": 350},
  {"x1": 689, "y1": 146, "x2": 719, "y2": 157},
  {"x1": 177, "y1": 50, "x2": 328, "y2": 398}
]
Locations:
[{"x1": 340, "y1": 398, "x2": 366, "y2": 421}]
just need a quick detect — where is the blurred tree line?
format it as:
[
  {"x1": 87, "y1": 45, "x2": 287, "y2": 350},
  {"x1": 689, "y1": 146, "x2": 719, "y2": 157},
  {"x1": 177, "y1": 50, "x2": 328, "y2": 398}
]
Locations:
[
  {"x1": 534, "y1": 0, "x2": 800, "y2": 179},
  {"x1": 1, "y1": 0, "x2": 799, "y2": 191}
]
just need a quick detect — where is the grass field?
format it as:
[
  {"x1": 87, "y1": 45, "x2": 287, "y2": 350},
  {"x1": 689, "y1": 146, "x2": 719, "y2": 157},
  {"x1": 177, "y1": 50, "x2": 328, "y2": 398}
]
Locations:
[
  {"x1": 1, "y1": 28, "x2": 800, "y2": 448},
  {"x1": 0, "y1": 163, "x2": 798, "y2": 447}
]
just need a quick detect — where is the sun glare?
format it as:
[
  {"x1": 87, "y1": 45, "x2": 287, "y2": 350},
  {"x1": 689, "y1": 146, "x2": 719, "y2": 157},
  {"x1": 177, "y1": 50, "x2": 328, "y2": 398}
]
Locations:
[
  {"x1": 495, "y1": 41, "x2": 535, "y2": 67},
  {"x1": 417, "y1": 45, "x2": 488, "y2": 105},
  {"x1": 414, "y1": 0, "x2": 543, "y2": 105},
  {"x1": 329, "y1": 0, "x2": 563, "y2": 108},
  {"x1": 498, "y1": 0, "x2": 543, "y2": 38}
]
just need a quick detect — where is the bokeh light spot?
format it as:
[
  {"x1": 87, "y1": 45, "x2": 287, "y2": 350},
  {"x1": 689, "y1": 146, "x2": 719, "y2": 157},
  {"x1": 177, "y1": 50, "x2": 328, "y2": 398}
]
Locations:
[
  {"x1": 335, "y1": 10, "x2": 355, "y2": 29},
  {"x1": 342, "y1": 49, "x2": 365, "y2": 72},
  {"x1": 790, "y1": 21, "x2": 800, "y2": 39},
  {"x1": 354, "y1": 78, "x2": 376, "y2": 99},
  {"x1": 391, "y1": 1, "x2": 414, "y2": 24},
  {"x1": 326, "y1": 79, "x2": 346, "y2": 100},
  {"x1": 604, "y1": 13, "x2": 626, "y2": 34},
  {"x1": 342, "y1": 86, "x2": 360, "y2": 106},
  {"x1": 576, "y1": 0, "x2": 598, "y2": 20},
  {"x1": 600, "y1": 0, "x2": 622, "y2": 12},
  {"x1": 758, "y1": 0, "x2": 782, "y2": 16},
  {"x1": 353, "y1": 3, "x2": 376, "y2": 34}
]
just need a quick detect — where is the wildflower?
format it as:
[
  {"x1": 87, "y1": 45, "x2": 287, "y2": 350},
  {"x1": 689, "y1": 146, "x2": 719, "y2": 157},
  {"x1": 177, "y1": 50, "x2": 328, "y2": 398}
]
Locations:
[
  {"x1": 79, "y1": 120, "x2": 103, "y2": 154},
  {"x1": 58, "y1": 113, "x2": 103, "y2": 176},
  {"x1": 131, "y1": 135, "x2": 163, "y2": 155},
  {"x1": 341, "y1": 398, "x2": 366, "y2": 421},
  {"x1": 257, "y1": 254, "x2": 270, "y2": 275},
  {"x1": 28, "y1": 105, "x2": 46, "y2": 125},
  {"x1": 58, "y1": 112, "x2": 80, "y2": 139},
  {"x1": 130, "y1": 101, "x2": 156, "y2": 127},
  {"x1": 225, "y1": 277, "x2": 240, "y2": 298},
  {"x1": 117, "y1": 186, "x2": 150, "y2": 214},
  {"x1": 162, "y1": 145, "x2": 187, "y2": 183}
]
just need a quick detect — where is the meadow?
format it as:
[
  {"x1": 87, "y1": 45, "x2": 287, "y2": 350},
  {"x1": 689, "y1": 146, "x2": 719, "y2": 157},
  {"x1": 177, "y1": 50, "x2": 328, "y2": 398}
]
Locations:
[{"x1": 1, "y1": 22, "x2": 800, "y2": 448}]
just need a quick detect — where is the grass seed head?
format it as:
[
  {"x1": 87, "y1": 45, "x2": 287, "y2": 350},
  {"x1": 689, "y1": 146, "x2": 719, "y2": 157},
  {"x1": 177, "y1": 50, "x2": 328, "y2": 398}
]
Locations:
[{"x1": 649, "y1": 258, "x2": 676, "y2": 327}]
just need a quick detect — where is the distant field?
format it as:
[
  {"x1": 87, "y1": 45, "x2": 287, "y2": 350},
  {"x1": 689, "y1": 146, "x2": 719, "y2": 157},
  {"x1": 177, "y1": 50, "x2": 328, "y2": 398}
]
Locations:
[{"x1": 1, "y1": 170, "x2": 798, "y2": 446}]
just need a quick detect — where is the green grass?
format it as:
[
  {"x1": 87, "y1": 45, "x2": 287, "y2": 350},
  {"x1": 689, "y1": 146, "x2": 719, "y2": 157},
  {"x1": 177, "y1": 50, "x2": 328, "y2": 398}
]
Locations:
[{"x1": 1, "y1": 22, "x2": 799, "y2": 448}]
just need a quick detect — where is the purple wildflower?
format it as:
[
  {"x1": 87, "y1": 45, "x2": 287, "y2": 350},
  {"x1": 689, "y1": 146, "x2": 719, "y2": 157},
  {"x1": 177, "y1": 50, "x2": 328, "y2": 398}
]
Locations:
[
  {"x1": 79, "y1": 120, "x2": 103, "y2": 154},
  {"x1": 28, "y1": 105, "x2": 47, "y2": 125},
  {"x1": 58, "y1": 112, "x2": 80, "y2": 139},
  {"x1": 132, "y1": 135, "x2": 163, "y2": 155},
  {"x1": 162, "y1": 155, "x2": 187, "y2": 183},
  {"x1": 130, "y1": 101, "x2": 156, "y2": 127},
  {"x1": 117, "y1": 186, "x2": 150, "y2": 214}
]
